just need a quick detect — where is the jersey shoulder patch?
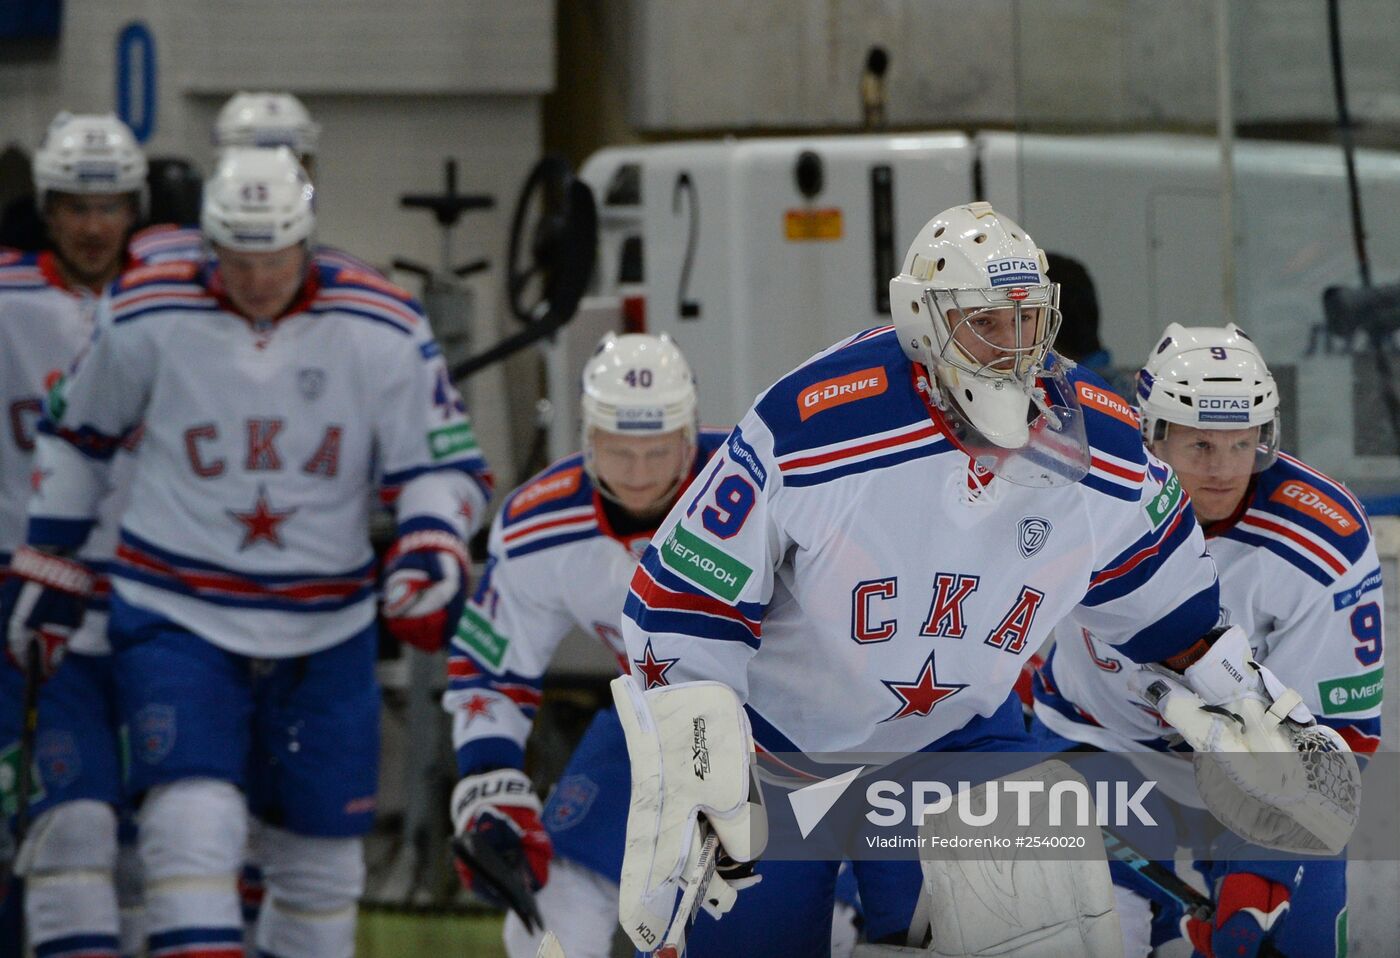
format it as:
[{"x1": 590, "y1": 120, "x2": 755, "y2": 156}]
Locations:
[
  {"x1": 754, "y1": 327, "x2": 930, "y2": 461},
  {"x1": 1243, "y1": 454, "x2": 1372, "y2": 569},
  {"x1": 0, "y1": 250, "x2": 44, "y2": 287},
  {"x1": 498, "y1": 455, "x2": 600, "y2": 559},
  {"x1": 116, "y1": 260, "x2": 202, "y2": 290},
  {"x1": 501, "y1": 455, "x2": 596, "y2": 527},
  {"x1": 1060, "y1": 364, "x2": 1148, "y2": 502},
  {"x1": 315, "y1": 266, "x2": 424, "y2": 335}
]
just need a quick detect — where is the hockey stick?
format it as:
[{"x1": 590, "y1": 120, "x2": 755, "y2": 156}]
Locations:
[
  {"x1": 655, "y1": 829, "x2": 721, "y2": 958},
  {"x1": 15, "y1": 641, "x2": 41, "y2": 842},
  {"x1": 1100, "y1": 826, "x2": 1288, "y2": 958},
  {"x1": 451, "y1": 832, "x2": 544, "y2": 934},
  {"x1": 534, "y1": 930, "x2": 567, "y2": 958}
]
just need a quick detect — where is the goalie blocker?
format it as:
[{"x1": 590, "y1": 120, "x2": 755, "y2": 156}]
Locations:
[{"x1": 610, "y1": 676, "x2": 766, "y2": 956}]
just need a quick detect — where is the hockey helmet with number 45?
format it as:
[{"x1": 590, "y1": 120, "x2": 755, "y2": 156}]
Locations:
[
  {"x1": 1137, "y1": 323, "x2": 1280, "y2": 470},
  {"x1": 201, "y1": 147, "x2": 315, "y2": 253}
]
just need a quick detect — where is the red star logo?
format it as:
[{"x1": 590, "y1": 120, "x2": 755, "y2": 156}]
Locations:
[
  {"x1": 880, "y1": 653, "x2": 967, "y2": 722},
  {"x1": 632, "y1": 640, "x2": 678, "y2": 690},
  {"x1": 30, "y1": 468, "x2": 50, "y2": 494},
  {"x1": 462, "y1": 693, "x2": 495, "y2": 724},
  {"x1": 227, "y1": 487, "x2": 296, "y2": 549}
]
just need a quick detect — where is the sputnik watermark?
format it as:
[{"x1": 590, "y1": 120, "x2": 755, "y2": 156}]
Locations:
[{"x1": 865, "y1": 778, "x2": 1158, "y2": 829}]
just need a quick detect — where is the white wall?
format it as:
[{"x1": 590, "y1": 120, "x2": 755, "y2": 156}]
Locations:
[{"x1": 628, "y1": 0, "x2": 1400, "y2": 131}]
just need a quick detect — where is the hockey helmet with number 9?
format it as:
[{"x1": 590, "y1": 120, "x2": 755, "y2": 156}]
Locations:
[
  {"x1": 201, "y1": 147, "x2": 315, "y2": 253},
  {"x1": 581, "y1": 332, "x2": 698, "y2": 500},
  {"x1": 214, "y1": 92, "x2": 321, "y2": 158},
  {"x1": 33, "y1": 112, "x2": 148, "y2": 215},
  {"x1": 1137, "y1": 322, "x2": 1280, "y2": 470}
]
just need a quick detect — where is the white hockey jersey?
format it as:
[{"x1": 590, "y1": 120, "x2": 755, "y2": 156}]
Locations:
[
  {"x1": 27, "y1": 258, "x2": 492, "y2": 658},
  {"x1": 444, "y1": 430, "x2": 730, "y2": 774},
  {"x1": 1034, "y1": 452, "x2": 1384, "y2": 755},
  {"x1": 621, "y1": 327, "x2": 1220, "y2": 755},
  {"x1": 0, "y1": 250, "x2": 136, "y2": 654},
  {"x1": 128, "y1": 223, "x2": 378, "y2": 274}
]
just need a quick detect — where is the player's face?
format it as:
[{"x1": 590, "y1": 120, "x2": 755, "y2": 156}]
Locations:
[
  {"x1": 215, "y1": 244, "x2": 309, "y2": 321},
  {"x1": 45, "y1": 192, "x2": 136, "y2": 292},
  {"x1": 946, "y1": 306, "x2": 1044, "y2": 375},
  {"x1": 590, "y1": 428, "x2": 691, "y2": 517},
  {"x1": 1154, "y1": 423, "x2": 1260, "y2": 523}
]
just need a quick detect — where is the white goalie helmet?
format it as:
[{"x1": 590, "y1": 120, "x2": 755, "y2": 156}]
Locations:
[
  {"x1": 200, "y1": 147, "x2": 315, "y2": 253},
  {"x1": 889, "y1": 202, "x2": 1062, "y2": 450},
  {"x1": 1137, "y1": 323, "x2": 1280, "y2": 470},
  {"x1": 33, "y1": 112, "x2": 148, "y2": 214},
  {"x1": 214, "y1": 92, "x2": 321, "y2": 157},
  {"x1": 581, "y1": 332, "x2": 698, "y2": 499}
]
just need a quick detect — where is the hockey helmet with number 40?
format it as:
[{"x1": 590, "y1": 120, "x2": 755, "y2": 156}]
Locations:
[{"x1": 581, "y1": 333, "x2": 698, "y2": 502}]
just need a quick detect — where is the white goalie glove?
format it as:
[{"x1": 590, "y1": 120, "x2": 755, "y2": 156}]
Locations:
[
  {"x1": 1131, "y1": 625, "x2": 1361, "y2": 854},
  {"x1": 611, "y1": 675, "x2": 767, "y2": 956}
]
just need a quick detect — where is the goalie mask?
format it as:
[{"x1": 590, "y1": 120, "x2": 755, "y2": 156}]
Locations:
[
  {"x1": 890, "y1": 202, "x2": 1088, "y2": 487},
  {"x1": 1137, "y1": 323, "x2": 1280, "y2": 472},
  {"x1": 581, "y1": 332, "x2": 698, "y2": 512},
  {"x1": 33, "y1": 112, "x2": 148, "y2": 217},
  {"x1": 214, "y1": 91, "x2": 321, "y2": 159},
  {"x1": 201, "y1": 147, "x2": 315, "y2": 253}
]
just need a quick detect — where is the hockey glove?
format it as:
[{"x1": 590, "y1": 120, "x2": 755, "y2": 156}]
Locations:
[
  {"x1": 1184, "y1": 872, "x2": 1289, "y2": 958},
  {"x1": 1, "y1": 545, "x2": 93, "y2": 679},
  {"x1": 450, "y1": 769, "x2": 552, "y2": 920},
  {"x1": 381, "y1": 527, "x2": 470, "y2": 653}
]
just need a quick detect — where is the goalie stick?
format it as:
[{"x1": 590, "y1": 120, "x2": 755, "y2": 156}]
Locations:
[
  {"x1": 451, "y1": 832, "x2": 544, "y2": 934},
  {"x1": 655, "y1": 828, "x2": 721, "y2": 958},
  {"x1": 1100, "y1": 826, "x2": 1288, "y2": 958}
]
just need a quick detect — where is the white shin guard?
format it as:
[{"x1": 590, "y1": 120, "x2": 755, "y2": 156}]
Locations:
[
  {"x1": 17, "y1": 800, "x2": 120, "y2": 951},
  {"x1": 255, "y1": 825, "x2": 364, "y2": 958},
  {"x1": 140, "y1": 778, "x2": 247, "y2": 947}
]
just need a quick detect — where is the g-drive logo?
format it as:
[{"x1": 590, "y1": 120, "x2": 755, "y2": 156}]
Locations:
[{"x1": 785, "y1": 768, "x2": 1157, "y2": 839}]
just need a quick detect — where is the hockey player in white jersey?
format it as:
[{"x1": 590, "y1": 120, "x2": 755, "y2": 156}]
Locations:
[
  {"x1": 614, "y1": 203, "x2": 1347, "y2": 957},
  {"x1": 129, "y1": 91, "x2": 375, "y2": 276},
  {"x1": 0, "y1": 112, "x2": 147, "y2": 958},
  {"x1": 445, "y1": 333, "x2": 732, "y2": 958},
  {"x1": 1031, "y1": 323, "x2": 1381, "y2": 958},
  {"x1": 1, "y1": 145, "x2": 492, "y2": 958}
]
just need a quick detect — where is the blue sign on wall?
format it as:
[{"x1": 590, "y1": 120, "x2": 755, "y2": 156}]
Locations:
[
  {"x1": 116, "y1": 21, "x2": 156, "y2": 143},
  {"x1": 0, "y1": 0, "x2": 62, "y2": 40}
]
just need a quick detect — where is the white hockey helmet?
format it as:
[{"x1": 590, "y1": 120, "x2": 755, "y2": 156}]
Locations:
[
  {"x1": 888, "y1": 202, "x2": 1061, "y2": 449},
  {"x1": 32, "y1": 112, "x2": 148, "y2": 215},
  {"x1": 581, "y1": 333, "x2": 698, "y2": 502},
  {"x1": 1137, "y1": 322, "x2": 1280, "y2": 468},
  {"x1": 200, "y1": 147, "x2": 315, "y2": 253},
  {"x1": 214, "y1": 92, "x2": 321, "y2": 157}
]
